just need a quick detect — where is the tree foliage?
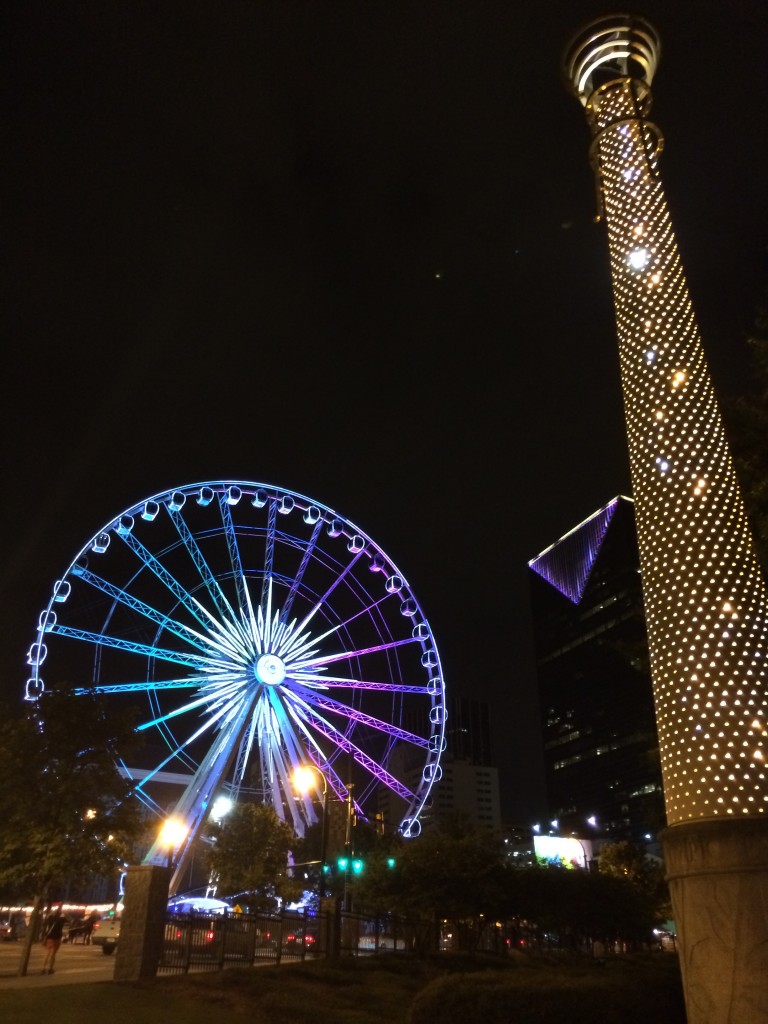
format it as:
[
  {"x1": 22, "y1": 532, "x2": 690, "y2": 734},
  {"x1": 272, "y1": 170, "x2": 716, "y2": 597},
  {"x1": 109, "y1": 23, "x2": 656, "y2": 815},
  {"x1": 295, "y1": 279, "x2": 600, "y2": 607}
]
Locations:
[
  {"x1": 351, "y1": 818, "x2": 668, "y2": 952},
  {"x1": 204, "y1": 801, "x2": 302, "y2": 912},
  {"x1": 598, "y1": 840, "x2": 670, "y2": 926},
  {"x1": 353, "y1": 814, "x2": 508, "y2": 950},
  {"x1": 0, "y1": 687, "x2": 145, "y2": 902}
]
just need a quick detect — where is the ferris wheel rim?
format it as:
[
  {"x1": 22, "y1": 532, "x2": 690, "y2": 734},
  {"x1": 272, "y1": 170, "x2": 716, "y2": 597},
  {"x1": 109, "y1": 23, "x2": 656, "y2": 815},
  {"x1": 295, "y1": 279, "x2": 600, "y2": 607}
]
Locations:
[{"x1": 26, "y1": 480, "x2": 446, "y2": 873}]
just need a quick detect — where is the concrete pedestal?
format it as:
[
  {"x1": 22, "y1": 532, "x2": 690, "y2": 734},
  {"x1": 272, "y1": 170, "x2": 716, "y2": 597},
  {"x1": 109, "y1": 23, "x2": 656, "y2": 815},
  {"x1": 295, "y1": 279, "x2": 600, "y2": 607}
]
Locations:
[
  {"x1": 661, "y1": 819, "x2": 768, "y2": 1023},
  {"x1": 113, "y1": 864, "x2": 171, "y2": 981}
]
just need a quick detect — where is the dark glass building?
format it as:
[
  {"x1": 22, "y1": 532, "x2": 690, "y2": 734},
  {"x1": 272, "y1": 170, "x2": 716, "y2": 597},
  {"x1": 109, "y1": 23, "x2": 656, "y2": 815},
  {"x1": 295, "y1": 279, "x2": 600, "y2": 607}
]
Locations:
[
  {"x1": 444, "y1": 696, "x2": 494, "y2": 765},
  {"x1": 528, "y1": 496, "x2": 665, "y2": 842}
]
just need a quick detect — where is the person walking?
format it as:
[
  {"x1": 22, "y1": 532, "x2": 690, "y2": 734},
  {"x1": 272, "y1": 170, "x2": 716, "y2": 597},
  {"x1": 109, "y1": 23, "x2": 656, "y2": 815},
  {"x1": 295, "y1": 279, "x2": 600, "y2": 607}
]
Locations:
[{"x1": 41, "y1": 906, "x2": 67, "y2": 974}]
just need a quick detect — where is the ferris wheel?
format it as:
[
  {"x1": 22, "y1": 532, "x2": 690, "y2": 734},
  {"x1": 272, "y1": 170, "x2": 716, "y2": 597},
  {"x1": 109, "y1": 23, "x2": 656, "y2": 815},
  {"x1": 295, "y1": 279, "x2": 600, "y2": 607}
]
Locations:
[{"x1": 26, "y1": 481, "x2": 446, "y2": 888}]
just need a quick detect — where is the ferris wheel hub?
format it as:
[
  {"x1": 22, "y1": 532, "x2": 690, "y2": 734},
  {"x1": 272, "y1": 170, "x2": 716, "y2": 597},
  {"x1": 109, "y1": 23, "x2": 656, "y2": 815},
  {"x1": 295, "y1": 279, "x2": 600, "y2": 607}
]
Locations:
[{"x1": 255, "y1": 653, "x2": 286, "y2": 686}]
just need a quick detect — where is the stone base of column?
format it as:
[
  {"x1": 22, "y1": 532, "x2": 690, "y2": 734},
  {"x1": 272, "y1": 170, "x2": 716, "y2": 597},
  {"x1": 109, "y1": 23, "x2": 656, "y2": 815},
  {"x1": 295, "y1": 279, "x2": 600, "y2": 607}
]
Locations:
[
  {"x1": 661, "y1": 818, "x2": 768, "y2": 1024},
  {"x1": 113, "y1": 864, "x2": 172, "y2": 982}
]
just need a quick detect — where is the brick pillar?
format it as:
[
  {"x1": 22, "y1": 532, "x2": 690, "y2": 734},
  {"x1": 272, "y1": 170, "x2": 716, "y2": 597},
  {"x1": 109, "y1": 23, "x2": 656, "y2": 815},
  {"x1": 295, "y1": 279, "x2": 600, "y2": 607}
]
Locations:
[{"x1": 113, "y1": 864, "x2": 171, "y2": 981}]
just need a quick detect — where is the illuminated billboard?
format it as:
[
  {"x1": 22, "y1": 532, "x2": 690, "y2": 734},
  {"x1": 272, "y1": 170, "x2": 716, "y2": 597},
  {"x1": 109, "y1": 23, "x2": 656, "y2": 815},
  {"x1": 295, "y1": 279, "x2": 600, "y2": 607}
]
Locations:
[{"x1": 533, "y1": 835, "x2": 592, "y2": 870}]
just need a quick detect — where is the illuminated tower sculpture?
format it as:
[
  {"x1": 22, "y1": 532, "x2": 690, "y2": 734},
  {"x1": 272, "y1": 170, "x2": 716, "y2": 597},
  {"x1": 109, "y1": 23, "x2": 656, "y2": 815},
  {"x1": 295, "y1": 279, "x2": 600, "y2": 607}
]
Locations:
[{"x1": 563, "y1": 16, "x2": 768, "y2": 1023}]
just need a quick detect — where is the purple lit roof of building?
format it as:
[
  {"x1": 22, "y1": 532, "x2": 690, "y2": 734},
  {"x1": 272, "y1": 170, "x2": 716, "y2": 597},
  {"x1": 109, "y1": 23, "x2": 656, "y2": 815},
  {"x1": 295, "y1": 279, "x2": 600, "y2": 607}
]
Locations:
[{"x1": 528, "y1": 496, "x2": 631, "y2": 604}]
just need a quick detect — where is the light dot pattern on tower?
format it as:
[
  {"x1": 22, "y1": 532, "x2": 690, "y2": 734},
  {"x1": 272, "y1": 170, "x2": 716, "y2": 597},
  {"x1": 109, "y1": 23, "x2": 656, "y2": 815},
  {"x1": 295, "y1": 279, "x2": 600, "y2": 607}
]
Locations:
[{"x1": 563, "y1": 16, "x2": 768, "y2": 824}]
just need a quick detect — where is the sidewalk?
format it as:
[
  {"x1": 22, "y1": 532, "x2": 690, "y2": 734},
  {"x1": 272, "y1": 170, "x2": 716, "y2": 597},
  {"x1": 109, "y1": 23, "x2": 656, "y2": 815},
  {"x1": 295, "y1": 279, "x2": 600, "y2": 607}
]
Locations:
[{"x1": 0, "y1": 943, "x2": 116, "y2": 988}]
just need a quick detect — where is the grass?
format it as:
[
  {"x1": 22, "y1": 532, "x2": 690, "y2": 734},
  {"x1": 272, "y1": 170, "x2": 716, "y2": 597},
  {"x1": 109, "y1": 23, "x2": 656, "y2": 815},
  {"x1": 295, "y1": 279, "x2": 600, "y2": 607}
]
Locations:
[{"x1": 2, "y1": 952, "x2": 686, "y2": 1024}]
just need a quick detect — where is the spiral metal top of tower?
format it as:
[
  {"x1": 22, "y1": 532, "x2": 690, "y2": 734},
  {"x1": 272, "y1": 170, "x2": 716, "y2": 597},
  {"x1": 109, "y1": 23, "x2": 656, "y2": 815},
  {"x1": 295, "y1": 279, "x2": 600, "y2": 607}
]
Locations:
[{"x1": 563, "y1": 13, "x2": 661, "y2": 106}]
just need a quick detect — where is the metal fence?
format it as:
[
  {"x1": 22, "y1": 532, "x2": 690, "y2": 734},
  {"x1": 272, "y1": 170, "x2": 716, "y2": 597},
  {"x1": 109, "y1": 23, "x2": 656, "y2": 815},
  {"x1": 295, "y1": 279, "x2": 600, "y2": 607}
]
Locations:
[{"x1": 157, "y1": 907, "x2": 436, "y2": 975}]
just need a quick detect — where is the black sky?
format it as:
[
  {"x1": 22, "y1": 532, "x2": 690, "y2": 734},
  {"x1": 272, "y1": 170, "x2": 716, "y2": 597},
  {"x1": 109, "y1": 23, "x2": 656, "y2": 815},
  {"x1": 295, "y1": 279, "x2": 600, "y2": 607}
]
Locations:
[{"x1": 3, "y1": 1, "x2": 768, "y2": 822}]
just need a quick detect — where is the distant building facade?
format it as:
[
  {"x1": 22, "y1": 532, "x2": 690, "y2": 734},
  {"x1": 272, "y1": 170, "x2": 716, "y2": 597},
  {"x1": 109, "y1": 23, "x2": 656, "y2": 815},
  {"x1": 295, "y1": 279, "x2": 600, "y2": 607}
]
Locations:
[
  {"x1": 528, "y1": 496, "x2": 665, "y2": 842},
  {"x1": 378, "y1": 695, "x2": 501, "y2": 832}
]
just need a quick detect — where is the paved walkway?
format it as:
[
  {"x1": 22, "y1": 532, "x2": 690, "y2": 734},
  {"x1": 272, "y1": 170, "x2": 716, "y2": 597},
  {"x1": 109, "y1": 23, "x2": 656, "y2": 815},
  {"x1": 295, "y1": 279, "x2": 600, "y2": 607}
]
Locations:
[{"x1": 0, "y1": 941, "x2": 116, "y2": 988}]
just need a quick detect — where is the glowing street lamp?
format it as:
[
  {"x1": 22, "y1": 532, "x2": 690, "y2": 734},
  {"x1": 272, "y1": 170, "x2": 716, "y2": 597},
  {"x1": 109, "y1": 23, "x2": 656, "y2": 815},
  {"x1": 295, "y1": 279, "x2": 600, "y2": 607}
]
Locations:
[
  {"x1": 159, "y1": 817, "x2": 188, "y2": 869},
  {"x1": 292, "y1": 765, "x2": 329, "y2": 900},
  {"x1": 210, "y1": 795, "x2": 234, "y2": 823}
]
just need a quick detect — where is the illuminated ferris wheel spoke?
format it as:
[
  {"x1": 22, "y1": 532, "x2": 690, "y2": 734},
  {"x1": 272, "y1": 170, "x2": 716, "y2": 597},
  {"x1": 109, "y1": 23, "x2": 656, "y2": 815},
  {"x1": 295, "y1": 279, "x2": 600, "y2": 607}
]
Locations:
[
  {"x1": 288, "y1": 683, "x2": 427, "y2": 747},
  {"x1": 260, "y1": 497, "x2": 278, "y2": 607},
  {"x1": 284, "y1": 556, "x2": 372, "y2": 648},
  {"x1": 46, "y1": 622, "x2": 237, "y2": 673},
  {"x1": 290, "y1": 635, "x2": 416, "y2": 675},
  {"x1": 75, "y1": 670, "x2": 242, "y2": 696},
  {"x1": 162, "y1": 689, "x2": 246, "y2": 754},
  {"x1": 29, "y1": 482, "x2": 445, "y2": 892},
  {"x1": 283, "y1": 591, "x2": 406, "y2": 664},
  {"x1": 231, "y1": 712, "x2": 258, "y2": 790},
  {"x1": 117, "y1": 530, "x2": 226, "y2": 633},
  {"x1": 286, "y1": 559, "x2": 377, "y2": 649},
  {"x1": 166, "y1": 503, "x2": 245, "y2": 635},
  {"x1": 217, "y1": 493, "x2": 252, "y2": 619},
  {"x1": 266, "y1": 690, "x2": 317, "y2": 775},
  {"x1": 137, "y1": 680, "x2": 247, "y2": 732},
  {"x1": 253, "y1": 699, "x2": 286, "y2": 811},
  {"x1": 290, "y1": 671, "x2": 429, "y2": 694},
  {"x1": 281, "y1": 518, "x2": 323, "y2": 621},
  {"x1": 144, "y1": 695, "x2": 256, "y2": 865},
  {"x1": 133, "y1": 724, "x2": 219, "y2": 792},
  {"x1": 71, "y1": 564, "x2": 246, "y2": 660},
  {"x1": 295, "y1": 703, "x2": 415, "y2": 802},
  {"x1": 286, "y1": 714, "x2": 350, "y2": 807},
  {"x1": 262, "y1": 737, "x2": 303, "y2": 832}
]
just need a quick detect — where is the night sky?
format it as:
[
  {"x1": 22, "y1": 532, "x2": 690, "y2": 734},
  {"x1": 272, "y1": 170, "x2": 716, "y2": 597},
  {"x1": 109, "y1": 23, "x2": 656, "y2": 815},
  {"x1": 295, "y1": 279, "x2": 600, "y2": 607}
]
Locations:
[{"x1": 4, "y1": 1, "x2": 767, "y2": 823}]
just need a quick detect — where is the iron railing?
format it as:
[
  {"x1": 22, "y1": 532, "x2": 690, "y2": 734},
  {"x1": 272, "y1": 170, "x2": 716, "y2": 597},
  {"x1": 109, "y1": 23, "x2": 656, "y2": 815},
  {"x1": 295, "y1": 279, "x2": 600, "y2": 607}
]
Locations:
[{"x1": 157, "y1": 907, "x2": 436, "y2": 974}]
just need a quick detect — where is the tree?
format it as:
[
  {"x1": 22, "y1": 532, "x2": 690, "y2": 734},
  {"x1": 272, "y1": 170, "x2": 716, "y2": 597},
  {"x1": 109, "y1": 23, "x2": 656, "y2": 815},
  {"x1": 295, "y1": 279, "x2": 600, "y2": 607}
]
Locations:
[
  {"x1": 0, "y1": 686, "x2": 145, "y2": 975},
  {"x1": 204, "y1": 801, "x2": 302, "y2": 912},
  {"x1": 353, "y1": 814, "x2": 508, "y2": 951},
  {"x1": 598, "y1": 840, "x2": 670, "y2": 933}
]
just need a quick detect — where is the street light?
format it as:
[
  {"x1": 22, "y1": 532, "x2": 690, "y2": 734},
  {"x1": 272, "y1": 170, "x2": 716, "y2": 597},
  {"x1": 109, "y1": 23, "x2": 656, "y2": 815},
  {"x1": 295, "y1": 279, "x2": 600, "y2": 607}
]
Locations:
[
  {"x1": 211, "y1": 795, "x2": 233, "y2": 823},
  {"x1": 292, "y1": 764, "x2": 329, "y2": 902},
  {"x1": 159, "y1": 817, "x2": 188, "y2": 869}
]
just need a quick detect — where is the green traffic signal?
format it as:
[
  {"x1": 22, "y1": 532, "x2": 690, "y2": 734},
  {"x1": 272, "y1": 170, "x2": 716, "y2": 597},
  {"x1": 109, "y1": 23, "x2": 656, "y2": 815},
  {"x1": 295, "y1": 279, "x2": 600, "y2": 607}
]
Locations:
[
  {"x1": 386, "y1": 857, "x2": 396, "y2": 869},
  {"x1": 351, "y1": 858, "x2": 364, "y2": 875},
  {"x1": 337, "y1": 856, "x2": 349, "y2": 871}
]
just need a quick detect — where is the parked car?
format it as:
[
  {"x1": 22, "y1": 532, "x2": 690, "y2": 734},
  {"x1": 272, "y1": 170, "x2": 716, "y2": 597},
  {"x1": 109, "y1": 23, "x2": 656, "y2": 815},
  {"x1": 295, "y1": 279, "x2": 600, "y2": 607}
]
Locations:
[
  {"x1": 283, "y1": 931, "x2": 317, "y2": 952},
  {"x1": 0, "y1": 919, "x2": 17, "y2": 941},
  {"x1": 91, "y1": 915, "x2": 120, "y2": 955},
  {"x1": 164, "y1": 920, "x2": 218, "y2": 949}
]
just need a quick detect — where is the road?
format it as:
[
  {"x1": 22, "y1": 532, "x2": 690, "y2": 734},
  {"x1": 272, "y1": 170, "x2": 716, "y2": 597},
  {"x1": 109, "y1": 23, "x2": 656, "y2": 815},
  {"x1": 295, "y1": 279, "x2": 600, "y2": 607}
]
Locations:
[{"x1": 0, "y1": 937, "x2": 116, "y2": 988}]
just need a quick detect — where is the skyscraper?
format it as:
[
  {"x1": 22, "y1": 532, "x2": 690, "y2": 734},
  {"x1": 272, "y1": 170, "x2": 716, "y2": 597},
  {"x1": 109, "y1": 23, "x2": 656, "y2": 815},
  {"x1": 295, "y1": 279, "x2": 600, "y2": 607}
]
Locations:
[
  {"x1": 530, "y1": 496, "x2": 664, "y2": 841},
  {"x1": 563, "y1": 16, "x2": 768, "y2": 1021}
]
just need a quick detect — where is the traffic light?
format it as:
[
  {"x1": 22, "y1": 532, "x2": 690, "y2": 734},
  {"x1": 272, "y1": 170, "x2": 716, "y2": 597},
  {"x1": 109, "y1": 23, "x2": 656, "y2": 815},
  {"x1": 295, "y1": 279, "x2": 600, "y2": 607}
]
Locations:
[
  {"x1": 336, "y1": 854, "x2": 364, "y2": 874},
  {"x1": 386, "y1": 856, "x2": 396, "y2": 869}
]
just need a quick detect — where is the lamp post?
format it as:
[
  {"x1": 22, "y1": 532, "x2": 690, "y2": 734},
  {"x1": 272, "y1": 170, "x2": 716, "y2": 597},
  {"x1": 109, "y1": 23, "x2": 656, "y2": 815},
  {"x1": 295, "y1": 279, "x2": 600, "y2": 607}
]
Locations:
[
  {"x1": 158, "y1": 817, "x2": 188, "y2": 870},
  {"x1": 292, "y1": 765, "x2": 329, "y2": 903}
]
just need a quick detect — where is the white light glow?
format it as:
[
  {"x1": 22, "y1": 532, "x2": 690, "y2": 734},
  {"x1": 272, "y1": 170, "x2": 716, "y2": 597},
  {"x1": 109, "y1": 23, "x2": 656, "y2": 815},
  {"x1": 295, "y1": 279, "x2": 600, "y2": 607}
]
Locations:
[{"x1": 628, "y1": 248, "x2": 650, "y2": 270}]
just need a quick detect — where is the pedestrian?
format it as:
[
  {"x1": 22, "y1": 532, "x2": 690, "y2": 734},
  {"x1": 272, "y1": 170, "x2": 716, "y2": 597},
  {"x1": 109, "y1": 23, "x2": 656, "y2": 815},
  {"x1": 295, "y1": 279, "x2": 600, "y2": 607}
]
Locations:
[
  {"x1": 41, "y1": 905, "x2": 67, "y2": 974},
  {"x1": 84, "y1": 909, "x2": 101, "y2": 944}
]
